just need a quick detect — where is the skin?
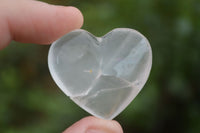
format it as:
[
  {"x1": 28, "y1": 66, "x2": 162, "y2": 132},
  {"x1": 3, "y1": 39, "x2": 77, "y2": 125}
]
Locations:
[{"x1": 0, "y1": 0, "x2": 123, "y2": 133}]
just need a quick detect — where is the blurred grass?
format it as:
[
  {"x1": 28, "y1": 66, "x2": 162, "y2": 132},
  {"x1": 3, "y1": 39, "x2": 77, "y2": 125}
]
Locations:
[{"x1": 0, "y1": 0, "x2": 200, "y2": 133}]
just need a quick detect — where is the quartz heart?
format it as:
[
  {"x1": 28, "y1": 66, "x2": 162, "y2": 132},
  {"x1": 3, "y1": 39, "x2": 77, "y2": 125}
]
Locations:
[{"x1": 48, "y1": 28, "x2": 152, "y2": 120}]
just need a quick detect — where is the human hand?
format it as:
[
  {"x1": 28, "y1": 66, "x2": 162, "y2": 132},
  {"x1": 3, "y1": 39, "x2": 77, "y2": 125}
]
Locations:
[{"x1": 0, "y1": 0, "x2": 123, "y2": 133}]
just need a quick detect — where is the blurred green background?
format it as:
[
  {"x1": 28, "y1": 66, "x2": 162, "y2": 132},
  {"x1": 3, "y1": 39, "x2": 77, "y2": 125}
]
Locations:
[{"x1": 0, "y1": 0, "x2": 200, "y2": 132}]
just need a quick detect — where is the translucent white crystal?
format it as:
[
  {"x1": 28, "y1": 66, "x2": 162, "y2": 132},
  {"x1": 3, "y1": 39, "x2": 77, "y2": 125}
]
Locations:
[{"x1": 48, "y1": 28, "x2": 152, "y2": 120}]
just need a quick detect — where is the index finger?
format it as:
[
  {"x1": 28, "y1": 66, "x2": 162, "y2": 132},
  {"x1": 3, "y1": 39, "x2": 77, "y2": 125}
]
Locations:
[{"x1": 0, "y1": 0, "x2": 83, "y2": 49}]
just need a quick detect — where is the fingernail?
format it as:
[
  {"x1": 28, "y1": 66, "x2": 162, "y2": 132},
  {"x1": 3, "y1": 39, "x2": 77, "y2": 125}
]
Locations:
[{"x1": 86, "y1": 129, "x2": 107, "y2": 133}]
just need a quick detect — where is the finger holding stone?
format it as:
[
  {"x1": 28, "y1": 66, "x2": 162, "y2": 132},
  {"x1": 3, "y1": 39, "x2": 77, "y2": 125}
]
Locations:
[
  {"x1": 63, "y1": 116, "x2": 123, "y2": 133},
  {"x1": 0, "y1": 0, "x2": 83, "y2": 49}
]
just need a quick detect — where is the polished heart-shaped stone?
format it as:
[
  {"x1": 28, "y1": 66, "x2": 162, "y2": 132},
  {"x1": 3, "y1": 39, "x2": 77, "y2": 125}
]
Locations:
[{"x1": 48, "y1": 28, "x2": 152, "y2": 120}]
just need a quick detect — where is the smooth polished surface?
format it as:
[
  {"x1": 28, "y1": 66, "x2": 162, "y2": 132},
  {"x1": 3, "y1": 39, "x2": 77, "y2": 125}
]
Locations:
[{"x1": 48, "y1": 28, "x2": 152, "y2": 119}]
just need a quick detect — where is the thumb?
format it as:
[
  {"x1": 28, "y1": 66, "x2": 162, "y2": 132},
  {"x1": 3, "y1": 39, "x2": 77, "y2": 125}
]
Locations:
[{"x1": 63, "y1": 116, "x2": 123, "y2": 133}]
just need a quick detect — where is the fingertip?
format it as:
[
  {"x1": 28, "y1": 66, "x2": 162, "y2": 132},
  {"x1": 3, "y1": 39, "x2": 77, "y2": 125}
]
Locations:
[
  {"x1": 66, "y1": 6, "x2": 84, "y2": 29},
  {"x1": 63, "y1": 116, "x2": 123, "y2": 133},
  {"x1": 110, "y1": 120, "x2": 124, "y2": 133},
  {"x1": 37, "y1": 5, "x2": 84, "y2": 44},
  {"x1": 55, "y1": 6, "x2": 84, "y2": 29},
  {"x1": 38, "y1": 6, "x2": 84, "y2": 44}
]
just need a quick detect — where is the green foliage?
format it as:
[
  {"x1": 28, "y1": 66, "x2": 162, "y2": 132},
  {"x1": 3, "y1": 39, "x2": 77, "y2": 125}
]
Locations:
[{"x1": 0, "y1": 0, "x2": 200, "y2": 133}]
